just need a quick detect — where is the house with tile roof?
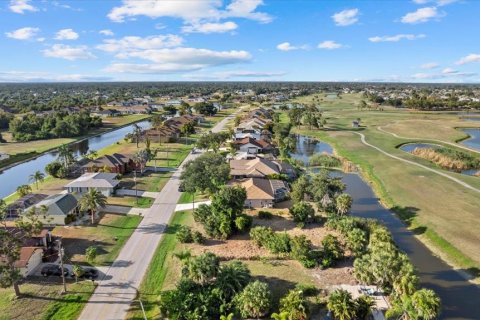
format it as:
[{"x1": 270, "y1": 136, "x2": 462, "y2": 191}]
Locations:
[
  {"x1": 232, "y1": 178, "x2": 289, "y2": 208},
  {"x1": 82, "y1": 153, "x2": 134, "y2": 174},
  {"x1": 232, "y1": 137, "x2": 275, "y2": 154}
]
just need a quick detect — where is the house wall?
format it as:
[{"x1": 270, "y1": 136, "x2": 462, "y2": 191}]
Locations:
[
  {"x1": 40, "y1": 214, "x2": 66, "y2": 226},
  {"x1": 235, "y1": 132, "x2": 261, "y2": 140},
  {"x1": 67, "y1": 187, "x2": 114, "y2": 197},
  {"x1": 244, "y1": 199, "x2": 274, "y2": 208},
  {"x1": 20, "y1": 249, "x2": 43, "y2": 277},
  {"x1": 238, "y1": 144, "x2": 261, "y2": 154}
]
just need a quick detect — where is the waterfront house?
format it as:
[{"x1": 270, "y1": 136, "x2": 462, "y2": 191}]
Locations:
[
  {"x1": 32, "y1": 193, "x2": 80, "y2": 225},
  {"x1": 5, "y1": 193, "x2": 48, "y2": 218},
  {"x1": 65, "y1": 172, "x2": 120, "y2": 196},
  {"x1": 232, "y1": 178, "x2": 289, "y2": 208},
  {"x1": 83, "y1": 153, "x2": 134, "y2": 174},
  {"x1": 232, "y1": 137, "x2": 275, "y2": 155}
]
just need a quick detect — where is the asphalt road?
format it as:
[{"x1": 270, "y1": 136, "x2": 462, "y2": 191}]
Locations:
[{"x1": 78, "y1": 112, "x2": 237, "y2": 320}]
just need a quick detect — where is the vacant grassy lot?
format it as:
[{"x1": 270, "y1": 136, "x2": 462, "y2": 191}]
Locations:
[
  {"x1": 107, "y1": 196, "x2": 154, "y2": 208},
  {"x1": 121, "y1": 170, "x2": 173, "y2": 192},
  {"x1": 291, "y1": 92, "x2": 480, "y2": 274},
  {"x1": 53, "y1": 213, "x2": 142, "y2": 266},
  {"x1": 0, "y1": 278, "x2": 96, "y2": 320}
]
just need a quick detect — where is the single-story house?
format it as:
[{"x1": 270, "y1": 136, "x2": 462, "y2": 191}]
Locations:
[
  {"x1": 143, "y1": 126, "x2": 181, "y2": 143},
  {"x1": 33, "y1": 193, "x2": 80, "y2": 225},
  {"x1": 83, "y1": 153, "x2": 134, "y2": 174},
  {"x1": 5, "y1": 193, "x2": 48, "y2": 218},
  {"x1": 232, "y1": 178, "x2": 289, "y2": 208},
  {"x1": 233, "y1": 137, "x2": 275, "y2": 155},
  {"x1": 1, "y1": 229, "x2": 52, "y2": 277},
  {"x1": 230, "y1": 158, "x2": 296, "y2": 180},
  {"x1": 65, "y1": 172, "x2": 120, "y2": 196}
]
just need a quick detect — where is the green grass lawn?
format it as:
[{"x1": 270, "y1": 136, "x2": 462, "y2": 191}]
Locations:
[
  {"x1": 53, "y1": 213, "x2": 143, "y2": 266},
  {"x1": 107, "y1": 196, "x2": 154, "y2": 208},
  {"x1": 127, "y1": 210, "x2": 191, "y2": 320},
  {"x1": 121, "y1": 170, "x2": 173, "y2": 192},
  {"x1": 177, "y1": 191, "x2": 209, "y2": 204},
  {"x1": 286, "y1": 92, "x2": 480, "y2": 277}
]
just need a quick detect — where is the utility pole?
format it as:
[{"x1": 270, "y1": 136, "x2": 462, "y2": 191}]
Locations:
[
  {"x1": 135, "y1": 288, "x2": 147, "y2": 320},
  {"x1": 134, "y1": 169, "x2": 138, "y2": 205},
  {"x1": 57, "y1": 239, "x2": 67, "y2": 294}
]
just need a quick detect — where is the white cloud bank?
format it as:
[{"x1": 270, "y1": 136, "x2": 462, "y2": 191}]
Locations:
[
  {"x1": 276, "y1": 42, "x2": 308, "y2": 51},
  {"x1": 318, "y1": 41, "x2": 343, "y2": 50},
  {"x1": 401, "y1": 7, "x2": 444, "y2": 24},
  {"x1": 369, "y1": 34, "x2": 426, "y2": 42},
  {"x1": 97, "y1": 35, "x2": 183, "y2": 52},
  {"x1": 55, "y1": 29, "x2": 79, "y2": 40},
  {"x1": 456, "y1": 54, "x2": 480, "y2": 65},
  {"x1": 5, "y1": 27, "x2": 39, "y2": 40},
  {"x1": 43, "y1": 44, "x2": 96, "y2": 61},
  {"x1": 182, "y1": 21, "x2": 238, "y2": 34},
  {"x1": 420, "y1": 62, "x2": 439, "y2": 69},
  {"x1": 332, "y1": 8, "x2": 359, "y2": 26},
  {"x1": 9, "y1": 0, "x2": 37, "y2": 14}
]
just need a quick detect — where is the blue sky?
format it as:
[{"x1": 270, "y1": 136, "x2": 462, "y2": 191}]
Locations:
[{"x1": 1, "y1": 0, "x2": 479, "y2": 82}]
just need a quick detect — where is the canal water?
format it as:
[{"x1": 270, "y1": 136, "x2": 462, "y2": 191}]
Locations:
[
  {"x1": 460, "y1": 128, "x2": 480, "y2": 152},
  {"x1": 291, "y1": 135, "x2": 480, "y2": 319},
  {"x1": 0, "y1": 120, "x2": 151, "y2": 199}
]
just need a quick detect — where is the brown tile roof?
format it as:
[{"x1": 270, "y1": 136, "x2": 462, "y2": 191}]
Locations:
[
  {"x1": 233, "y1": 178, "x2": 288, "y2": 200},
  {"x1": 83, "y1": 153, "x2": 132, "y2": 169},
  {"x1": 230, "y1": 158, "x2": 280, "y2": 177},
  {"x1": 233, "y1": 137, "x2": 273, "y2": 149},
  {"x1": 14, "y1": 247, "x2": 43, "y2": 268}
]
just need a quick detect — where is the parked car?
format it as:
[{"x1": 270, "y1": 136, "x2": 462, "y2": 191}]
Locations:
[
  {"x1": 41, "y1": 265, "x2": 69, "y2": 277},
  {"x1": 79, "y1": 267, "x2": 99, "y2": 280},
  {"x1": 178, "y1": 183, "x2": 185, "y2": 192}
]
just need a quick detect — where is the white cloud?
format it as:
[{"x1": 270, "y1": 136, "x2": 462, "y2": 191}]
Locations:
[
  {"x1": 99, "y1": 29, "x2": 114, "y2": 36},
  {"x1": 332, "y1": 8, "x2": 359, "y2": 26},
  {"x1": 0, "y1": 71, "x2": 112, "y2": 82},
  {"x1": 9, "y1": 0, "x2": 37, "y2": 14},
  {"x1": 456, "y1": 54, "x2": 480, "y2": 65},
  {"x1": 369, "y1": 34, "x2": 426, "y2": 42},
  {"x1": 318, "y1": 40, "x2": 343, "y2": 50},
  {"x1": 420, "y1": 62, "x2": 439, "y2": 69},
  {"x1": 105, "y1": 48, "x2": 252, "y2": 74},
  {"x1": 412, "y1": 71, "x2": 477, "y2": 80},
  {"x1": 42, "y1": 44, "x2": 96, "y2": 60},
  {"x1": 54, "y1": 28, "x2": 79, "y2": 40},
  {"x1": 276, "y1": 42, "x2": 307, "y2": 51},
  {"x1": 185, "y1": 70, "x2": 285, "y2": 80},
  {"x1": 401, "y1": 7, "x2": 444, "y2": 24},
  {"x1": 413, "y1": 0, "x2": 459, "y2": 6},
  {"x1": 182, "y1": 21, "x2": 238, "y2": 34},
  {"x1": 442, "y1": 67, "x2": 457, "y2": 74},
  {"x1": 5, "y1": 27, "x2": 39, "y2": 40},
  {"x1": 107, "y1": 0, "x2": 272, "y2": 24},
  {"x1": 97, "y1": 35, "x2": 183, "y2": 52}
]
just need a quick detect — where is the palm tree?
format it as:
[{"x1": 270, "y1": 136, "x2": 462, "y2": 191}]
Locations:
[
  {"x1": 16, "y1": 184, "x2": 32, "y2": 197},
  {"x1": 327, "y1": 289, "x2": 357, "y2": 320},
  {"x1": 29, "y1": 170, "x2": 45, "y2": 190},
  {"x1": 72, "y1": 265, "x2": 84, "y2": 283},
  {"x1": 216, "y1": 260, "x2": 251, "y2": 300},
  {"x1": 411, "y1": 289, "x2": 441, "y2": 320},
  {"x1": 57, "y1": 144, "x2": 74, "y2": 169},
  {"x1": 79, "y1": 189, "x2": 107, "y2": 224},
  {"x1": 335, "y1": 193, "x2": 353, "y2": 216},
  {"x1": 271, "y1": 312, "x2": 289, "y2": 320},
  {"x1": 132, "y1": 123, "x2": 142, "y2": 148},
  {"x1": 85, "y1": 150, "x2": 98, "y2": 160}
]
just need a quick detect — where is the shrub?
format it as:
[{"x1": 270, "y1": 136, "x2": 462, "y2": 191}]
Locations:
[
  {"x1": 290, "y1": 235, "x2": 316, "y2": 268},
  {"x1": 176, "y1": 225, "x2": 193, "y2": 243},
  {"x1": 308, "y1": 154, "x2": 341, "y2": 168},
  {"x1": 258, "y1": 210, "x2": 273, "y2": 219},
  {"x1": 235, "y1": 214, "x2": 252, "y2": 232},
  {"x1": 85, "y1": 246, "x2": 97, "y2": 263},
  {"x1": 235, "y1": 281, "x2": 272, "y2": 319},
  {"x1": 289, "y1": 201, "x2": 315, "y2": 225},
  {"x1": 346, "y1": 228, "x2": 367, "y2": 256},
  {"x1": 320, "y1": 235, "x2": 343, "y2": 268},
  {"x1": 250, "y1": 226, "x2": 275, "y2": 248},
  {"x1": 45, "y1": 161, "x2": 63, "y2": 178},
  {"x1": 295, "y1": 283, "x2": 319, "y2": 297},
  {"x1": 266, "y1": 232, "x2": 291, "y2": 255},
  {"x1": 279, "y1": 289, "x2": 309, "y2": 320},
  {"x1": 192, "y1": 231, "x2": 205, "y2": 244}
]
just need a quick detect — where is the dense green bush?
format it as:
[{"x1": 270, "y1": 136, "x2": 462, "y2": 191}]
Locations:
[
  {"x1": 295, "y1": 283, "x2": 319, "y2": 297},
  {"x1": 192, "y1": 231, "x2": 205, "y2": 244},
  {"x1": 308, "y1": 154, "x2": 341, "y2": 168},
  {"x1": 279, "y1": 289, "x2": 309, "y2": 320},
  {"x1": 290, "y1": 235, "x2": 316, "y2": 268},
  {"x1": 235, "y1": 214, "x2": 253, "y2": 232},
  {"x1": 289, "y1": 201, "x2": 315, "y2": 225},
  {"x1": 320, "y1": 235, "x2": 343, "y2": 268},
  {"x1": 176, "y1": 225, "x2": 193, "y2": 243},
  {"x1": 235, "y1": 281, "x2": 272, "y2": 319},
  {"x1": 45, "y1": 161, "x2": 64, "y2": 178}
]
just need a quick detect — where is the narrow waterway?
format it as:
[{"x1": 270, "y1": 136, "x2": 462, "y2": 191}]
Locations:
[
  {"x1": 460, "y1": 128, "x2": 480, "y2": 152},
  {"x1": 0, "y1": 120, "x2": 151, "y2": 199},
  {"x1": 292, "y1": 135, "x2": 480, "y2": 319}
]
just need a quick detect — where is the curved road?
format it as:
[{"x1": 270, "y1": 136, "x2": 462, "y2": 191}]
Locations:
[
  {"x1": 352, "y1": 131, "x2": 480, "y2": 193},
  {"x1": 78, "y1": 111, "x2": 239, "y2": 320}
]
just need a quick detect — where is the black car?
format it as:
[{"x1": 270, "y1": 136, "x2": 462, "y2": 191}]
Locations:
[
  {"x1": 41, "y1": 265, "x2": 69, "y2": 277},
  {"x1": 79, "y1": 267, "x2": 99, "y2": 280},
  {"x1": 178, "y1": 183, "x2": 185, "y2": 192}
]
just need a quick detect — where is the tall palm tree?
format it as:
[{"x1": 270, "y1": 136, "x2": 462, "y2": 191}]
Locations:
[
  {"x1": 29, "y1": 170, "x2": 45, "y2": 190},
  {"x1": 327, "y1": 289, "x2": 357, "y2": 320},
  {"x1": 132, "y1": 123, "x2": 142, "y2": 148},
  {"x1": 79, "y1": 189, "x2": 107, "y2": 224},
  {"x1": 216, "y1": 260, "x2": 251, "y2": 300},
  {"x1": 57, "y1": 144, "x2": 74, "y2": 169}
]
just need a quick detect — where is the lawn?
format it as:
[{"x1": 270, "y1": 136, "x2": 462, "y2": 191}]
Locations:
[
  {"x1": 121, "y1": 170, "x2": 173, "y2": 192},
  {"x1": 107, "y1": 196, "x2": 154, "y2": 208},
  {"x1": 177, "y1": 191, "x2": 209, "y2": 204},
  {"x1": 288, "y1": 92, "x2": 480, "y2": 275},
  {"x1": 0, "y1": 213, "x2": 142, "y2": 320},
  {"x1": 52, "y1": 213, "x2": 143, "y2": 266},
  {"x1": 2, "y1": 175, "x2": 70, "y2": 204}
]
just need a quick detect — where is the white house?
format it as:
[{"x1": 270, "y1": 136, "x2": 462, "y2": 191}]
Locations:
[
  {"x1": 33, "y1": 193, "x2": 80, "y2": 225},
  {"x1": 65, "y1": 172, "x2": 119, "y2": 197}
]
